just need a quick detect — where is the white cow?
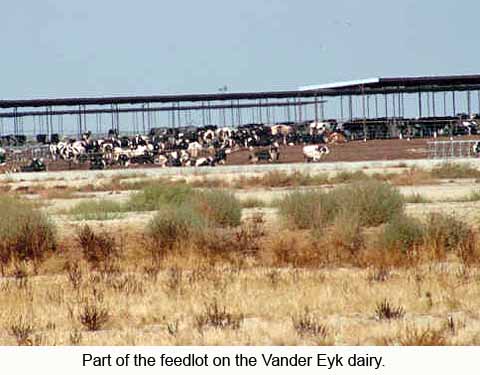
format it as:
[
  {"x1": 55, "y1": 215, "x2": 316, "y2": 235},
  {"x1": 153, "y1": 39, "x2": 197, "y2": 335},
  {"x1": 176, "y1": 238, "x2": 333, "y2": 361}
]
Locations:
[
  {"x1": 187, "y1": 141, "x2": 203, "y2": 158},
  {"x1": 0, "y1": 147, "x2": 6, "y2": 165},
  {"x1": 303, "y1": 145, "x2": 330, "y2": 162}
]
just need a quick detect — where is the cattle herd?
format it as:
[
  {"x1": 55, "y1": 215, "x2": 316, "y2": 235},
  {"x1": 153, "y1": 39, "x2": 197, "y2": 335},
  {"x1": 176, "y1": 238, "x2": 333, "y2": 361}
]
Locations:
[
  {"x1": 1, "y1": 115, "x2": 479, "y2": 172},
  {"x1": 43, "y1": 121, "x2": 343, "y2": 170}
]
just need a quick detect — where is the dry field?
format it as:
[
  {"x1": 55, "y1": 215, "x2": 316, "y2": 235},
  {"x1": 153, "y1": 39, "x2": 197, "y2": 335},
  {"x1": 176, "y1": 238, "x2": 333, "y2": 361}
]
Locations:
[{"x1": 2, "y1": 162, "x2": 480, "y2": 345}]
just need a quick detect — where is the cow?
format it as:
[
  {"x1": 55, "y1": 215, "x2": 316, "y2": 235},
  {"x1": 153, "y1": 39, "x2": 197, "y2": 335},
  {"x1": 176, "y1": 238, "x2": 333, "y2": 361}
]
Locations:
[
  {"x1": 249, "y1": 143, "x2": 280, "y2": 164},
  {"x1": 303, "y1": 145, "x2": 330, "y2": 162}
]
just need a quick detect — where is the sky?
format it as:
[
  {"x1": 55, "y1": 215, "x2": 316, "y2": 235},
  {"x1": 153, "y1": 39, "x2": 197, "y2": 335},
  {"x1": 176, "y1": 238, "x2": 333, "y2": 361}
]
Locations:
[{"x1": 1, "y1": 0, "x2": 480, "y2": 99}]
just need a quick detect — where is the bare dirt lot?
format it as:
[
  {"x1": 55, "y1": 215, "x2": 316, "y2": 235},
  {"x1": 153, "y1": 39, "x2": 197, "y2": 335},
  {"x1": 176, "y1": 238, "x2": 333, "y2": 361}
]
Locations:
[{"x1": 228, "y1": 138, "x2": 430, "y2": 165}]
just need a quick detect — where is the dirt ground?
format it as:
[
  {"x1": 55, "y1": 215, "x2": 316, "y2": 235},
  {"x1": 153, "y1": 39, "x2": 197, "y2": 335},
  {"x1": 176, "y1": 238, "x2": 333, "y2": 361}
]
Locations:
[{"x1": 228, "y1": 138, "x2": 430, "y2": 165}]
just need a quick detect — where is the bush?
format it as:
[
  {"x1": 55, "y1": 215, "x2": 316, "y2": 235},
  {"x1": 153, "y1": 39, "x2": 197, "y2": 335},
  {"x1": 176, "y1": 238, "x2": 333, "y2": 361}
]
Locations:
[
  {"x1": 78, "y1": 302, "x2": 110, "y2": 331},
  {"x1": 195, "y1": 190, "x2": 241, "y2": 227},
  {"x1": 278, "y1": 180, "x2": 404, "y2": 229},
  {"x1": 380, "y1": 214, "x2": 425, "y2": 253},
  {"x1": 146, "y1": 204, "x2": 209, "y2": 253},
  {"x1": 76, "y1": 225, "x2": 118, "y2": 267},
  {"x1": 127, "y1": 184, "x2": 193, "y2": 211},
  {"x1": 0, "y1": 197, "x2": 56, "y2": 265},
  {"x1": 332, "y1": 180, "x2": 404, "y2": 227},
  {"x1": 424, "y1": 213, "x2": 473, "y2": 253},
  {"x1": 278, "y1": 190, "x2": 338, "y2": 230},
  {"x1": 129, "y1": 184, "x2": 242, "y2": 228}
]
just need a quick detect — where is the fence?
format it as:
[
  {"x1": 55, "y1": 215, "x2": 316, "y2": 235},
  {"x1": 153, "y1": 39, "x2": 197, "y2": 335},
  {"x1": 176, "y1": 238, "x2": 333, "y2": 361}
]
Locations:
[{"x1": 427, "y1": 140, "x2": 480, "y2": 159}]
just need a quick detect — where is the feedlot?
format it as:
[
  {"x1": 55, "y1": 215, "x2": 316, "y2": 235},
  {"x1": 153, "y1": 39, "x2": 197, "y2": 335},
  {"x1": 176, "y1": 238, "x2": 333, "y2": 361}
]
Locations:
[{"x1": 2, "y1": 160, "x2": 480, "y2": 345}]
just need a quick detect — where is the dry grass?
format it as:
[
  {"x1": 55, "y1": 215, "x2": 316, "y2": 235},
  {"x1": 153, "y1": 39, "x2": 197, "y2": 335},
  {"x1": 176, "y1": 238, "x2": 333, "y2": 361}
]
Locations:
[{"x1": 2, "y1": 166, "x2": 480, "y2": 345}]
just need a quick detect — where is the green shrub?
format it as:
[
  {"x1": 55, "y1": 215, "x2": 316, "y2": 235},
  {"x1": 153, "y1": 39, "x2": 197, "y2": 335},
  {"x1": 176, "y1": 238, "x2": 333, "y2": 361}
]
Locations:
[
  {"x1": 128, "y1": 184, "x2": 242, "y2": 227},
  {"x1": 127, "y1": 184, "x2": 193, "y2": 211},
  {"x1": 0, "y1": 197, "x2": 56, "y2": 264},
  {"x1": 380, "y1": 214, "x2": 425, "y2": 252},
  {"x1": 195, "y1": 190, "x2": 241, "y2": 227},
  {"x1": 278, "y1": 190, "x2": 338, "y2": 230},
  {"x1": 68, "y1": 199, "x2": 126, "y2": 220},
  {"x1": 279, "y1": 180, "x2": 404, "y2": 229},
  {"x1": 332, "y1": 180, "x2": 404, "y2": 226},
  {"x1": 146, "y1": 204, "x2": 209, "y2": 253},
  {"x1": 424, "y1": 213, "x2": 473, "y2": 252}
]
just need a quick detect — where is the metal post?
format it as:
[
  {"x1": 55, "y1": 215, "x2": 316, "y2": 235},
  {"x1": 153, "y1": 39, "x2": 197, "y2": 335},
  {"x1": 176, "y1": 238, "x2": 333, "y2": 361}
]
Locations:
[
  {"x1": 287, "y1": 99, "x2": 291, "y2": 123},
  {"x1": 178, "y1": 102, "x2": 182, "y2": 126},
  {"x1": 362, "y1": 85, "x2": 367, "y2": 140},
  {"x1": 367, "y1": 95, "x2": 370, "y2": 118},
  {"x1": 452, "y1": 91, "x2": 456, "y2": 115},
  {"x1": 384, "y1": 94, "x2": 388, "y2": 118},
  {"x1": 320, "y1": 96, "x2": 325, "y2": 120},
  {"x1": 340, "y1": 96, "x2": 344, "y2": 120},
  {"x1": 432, "y1": 92, "x2": 436, "y2": 117},
  {"x1": 349, "y1": 95, "x2": 353, "y2": 121},
  {"x1": 298, "y1": 97, "x2": 302, "y2": 122},
  {"x1": 467, "y1": 90, "x2": 472, "y2": 115},
  {"x1": 443, "y1": 92, "x2": 447, "y2": 116},
  {"x1": 418, "y1": 92, "x2": 422, "y2": 118},
  {"x1": 237, "y1": 99, "x2": 242, "y2": 125}
]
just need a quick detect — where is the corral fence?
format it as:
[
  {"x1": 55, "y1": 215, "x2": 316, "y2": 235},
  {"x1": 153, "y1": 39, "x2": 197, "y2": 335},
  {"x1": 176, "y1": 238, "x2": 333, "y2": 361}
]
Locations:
[{"x1": 427, "y1": 140, "x2": 480, "y2": 159}]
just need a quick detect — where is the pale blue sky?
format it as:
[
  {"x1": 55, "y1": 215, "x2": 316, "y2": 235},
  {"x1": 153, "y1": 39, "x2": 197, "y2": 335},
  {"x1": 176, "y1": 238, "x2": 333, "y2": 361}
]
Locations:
[{"x1": 2, "y1": 0, "x2": 479, "y2": 99}]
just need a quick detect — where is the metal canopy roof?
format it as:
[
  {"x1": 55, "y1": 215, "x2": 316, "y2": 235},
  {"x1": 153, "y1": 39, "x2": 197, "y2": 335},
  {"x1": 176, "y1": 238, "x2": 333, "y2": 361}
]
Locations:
[
  {"x1": 300, "y1": 74, "x2": 480, "y2": 91},
  {"x1": 2, "y1": 74, "x2": 480, "y2": 109}
]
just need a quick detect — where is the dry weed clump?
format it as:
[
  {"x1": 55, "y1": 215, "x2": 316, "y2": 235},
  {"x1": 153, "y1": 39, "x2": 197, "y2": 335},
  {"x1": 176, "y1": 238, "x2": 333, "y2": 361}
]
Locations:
[
  {"x1": 8, "y1": 315, "x2": 35, "y2": 346},
  {"x1": 200, "y1": 213, "x2": 266, "y2": 259},
  {"x1": 78, "y1": 301, "x2": 110, "y2": 331},
  {"x1": 0, "y1": 196, "x2": 56, "y2": 267},
  {"x1": 368, "y1": 266, "x2": 392, "y2": 283},
  {"x1": 269, "y1": 231, "x2": 320, "y2": 267},
  {"x1": 322, "y1": 211, "x2": 364, "y2": 254},
  {"x1": 423, "y1": 213, "x2": 474, "y2": 255},
  {"x1": 375, "y1": 299, "x2": 406, "y2": 320},
  {"x1": 431, "y1": 163, "x2": 480, "y2": 179},
  {"x1": 76, "y1": 224, "x2": 120, "y2": 268},
  {"x1": 386, "y1": 168, "x2": 437, "y2": 186},
  {"x1": 195, "y1": 300, "x2": 243, "y2": 332},
  {"x1": 65, "y1": 261, "x2": 83, "y2": 290},
  {"x1": 382, "y1": 324, "x2": 449, "y2": 346},
  {"x1": 292, "y1": 308, "x2": 330, "y2": 342},
  {"x1": 106, "y1": 273, "x2": 146, "y2": 296}
]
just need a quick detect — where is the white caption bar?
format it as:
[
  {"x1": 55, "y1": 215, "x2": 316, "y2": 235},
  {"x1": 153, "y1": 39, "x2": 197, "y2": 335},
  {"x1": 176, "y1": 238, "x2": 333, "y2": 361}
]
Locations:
[{"x1": 0, "y1": 346, "x2": 476, "y2": 374}]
